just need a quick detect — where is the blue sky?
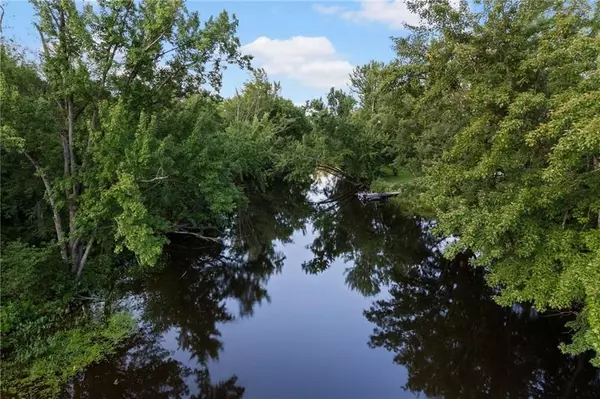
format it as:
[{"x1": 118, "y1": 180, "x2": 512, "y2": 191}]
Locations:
[{"x1": 2, "y1": 1, "x2": 424, "y2": 103}]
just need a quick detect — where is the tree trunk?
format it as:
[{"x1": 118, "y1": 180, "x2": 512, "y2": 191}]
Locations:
[
  {"x1": 595, "y1": 157, "x2": 599, "y2": 229},
  {"x1": 76, "y1": 237, "x2": 94, "y2": 279},
  {"x1": 67, "y1": 99, "x2": 80, "y2": 271},
  {"x1": 24, "y1": 152, "x2": 68, "y2": 262}
]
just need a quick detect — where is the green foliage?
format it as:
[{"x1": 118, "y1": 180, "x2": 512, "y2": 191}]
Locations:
[
  {"x1": 302, "y1": 0, "x2": 600, "y2": 364},
  {"x1": 0, "y1": 242, "x2": 72, "y2": 342},
  {"x1": 1, "y1": 1, "x2": 313, "y2": 395},
  {"x1": 221, "y1": 69, "x2": 313, "y2": 187},
  {"x1": 4, "y1": 0, "x2": 600, "y2": 395},
  {"x1": 297, "y1": 88, "x2": 391, "y2": 185},
  {"x1": 0, "y1": 242, "x2": 135, "y2": 397},
  {"x1": 2, "y1": 0, "x2": 255, "y2": 277},
  {"x1": 3, "y1": 311, "x2": 135, "y2": 398},
  {"x1": 354, "y1": 0, "x2": 600, "y2": 364}
]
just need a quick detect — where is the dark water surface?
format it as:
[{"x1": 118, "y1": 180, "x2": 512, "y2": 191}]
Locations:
[{"x1": 68, "y1": 177, "x2": 600, "y2": 398}]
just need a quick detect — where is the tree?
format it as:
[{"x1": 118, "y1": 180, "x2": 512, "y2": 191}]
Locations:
[
  {"x1": 350, "y1": 61, "x2": 385, "y2": 114},
  {"x1": 298, "y1": 88, "x2": 393, "y2": 185},
  {"x1": 412, "y1": 0, "x2": 600, "y2": 364},
  {"x1": 1, "y1": 0, "x2": 251, "y2": 277},
  {"x1": 325, "y1": 0, "x2": 600, "y2": 363},
  {"x1": 1, "y1": 1, "x2": 269, "y2": 394},
  {"x1": 367, "y1": 0, "x2": 600, "y2": 363},
  {"x1": 219, "y1": 69, "x2": 312, "y2": 189}
]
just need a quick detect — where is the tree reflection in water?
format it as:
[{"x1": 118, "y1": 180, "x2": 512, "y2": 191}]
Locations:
[
  {"x1": 67, "y1": 327, "x2": 244, "y2": 399},
  {"x1": 67, "y1": 178, "x2": 600, "y2": 398},
  {"x1": 304, "y1": 179, "x2": 600, "y2": 398},
  {"x1": 66, "y1": 181, "x2": 314, "y2": 398},
  {"x1": 65, "y1": 238, "x2": 255, "y2": 398},
  {"x1": 304, "y1": 178, "x2": 431, "y2": 296}
]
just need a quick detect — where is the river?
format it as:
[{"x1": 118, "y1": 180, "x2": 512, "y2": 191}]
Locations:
[{"x1": 65, "y1": 176, "x2": 600, "y2": 398}]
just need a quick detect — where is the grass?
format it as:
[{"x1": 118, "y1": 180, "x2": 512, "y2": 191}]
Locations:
[{"x1": 371, "y1": 166, "x2": 415, "y2": 192}]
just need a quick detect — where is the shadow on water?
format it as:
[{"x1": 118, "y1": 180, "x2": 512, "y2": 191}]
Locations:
[
  {"x1": 64, "y1": 181, "x2": 315, "y2": 399},
  {"x1": 64, "y1": 237, "x2": 258, "y2": 399},
  {"x1": 65, "y1": 177, "x2": 600, "y2": 398},
  {"x1": 365, "y1": 250, "x2": 600, "y2": 398},
  {"x1": 65, "y1": 327, "x2": 244, "y2": 399}
]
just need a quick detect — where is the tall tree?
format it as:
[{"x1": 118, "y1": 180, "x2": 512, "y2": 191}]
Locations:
[
  {"x1": 350, "y1": 61, "x2": 385, "y2": 114},
  {"x1": 386, "y1": 0, "x2": 600, "y2": 363},
  {"x1": 1, "y1": 0, "x2": 251, "y2": 277}
]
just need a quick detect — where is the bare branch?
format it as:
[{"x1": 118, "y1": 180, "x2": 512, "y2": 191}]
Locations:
[
  {"x1": 60, "y1": 133, "x2": 70, "y2": 176},
  {"x1": 35, "y1": 23, "x2": 53, "y2": 62},
  {"x1": 170, "y1": 229, "x2": 221, "y2": 243},
  {"x1": 67, "y1": 99, "x2": 77, "y2": 176},
  {"x1": 143, "y1": 32, "x2": 165, "y2": 52},
  {"x1": 139, "y1": 175, "x2": 169, "y2": 183},
  {"x1": 126, "y1": 31, "x2": 167, "y2": 86},
  {"x1": 153, "y1": 45, "x2": 181, "y2": 62},
  {"x1": 67, "y1": 99, "x2": 78, "y2": 262},
  {"x1": 73, "y1": 103, "x2": 87, "y2": 121}
]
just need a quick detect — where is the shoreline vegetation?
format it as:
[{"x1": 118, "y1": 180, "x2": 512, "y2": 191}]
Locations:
[{"x1": 1, "y1": 0, "x2": 599, "y2": 396}]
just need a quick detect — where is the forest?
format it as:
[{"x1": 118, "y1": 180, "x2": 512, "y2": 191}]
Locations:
[{"x1": 1, "y1": 0, "x2": 599, "y2": 396}]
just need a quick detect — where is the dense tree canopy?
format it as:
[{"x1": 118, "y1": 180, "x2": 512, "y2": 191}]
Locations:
[
  {"x1": 0, "y1": 0, "x2": 310, "y2": 394},
  {"x1": 2, "y1": 0, "x2": 599, "y2": 396},
  {"x1": 305, "y1": 0, "x2": 600, "y2": 366},
  {"x1": 411, "y1": 0, "x2": 600, "y2": 365}
]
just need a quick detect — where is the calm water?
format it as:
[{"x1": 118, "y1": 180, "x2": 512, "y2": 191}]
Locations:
[{"x1": 67, "y1": 177, "x2": 600, "y2": 398}]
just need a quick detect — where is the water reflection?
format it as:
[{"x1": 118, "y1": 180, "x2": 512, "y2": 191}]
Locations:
[
  {"x1": 67, "y1": 328, "x2": 244, "y2": 399},
  {"x1": 365, "y1": 248, "x2": 600, "y2": 397},
  {"x1": 228, "y1": 182, "x2": 313, "y2": 262},
  {"x1": 304, "y1": 179, "x2": 431, "y2": 296},
  {"x1": 67, "y1": 182, "x2": 314, "y2": 399},
  {"x1": 306, "y1": 178, "x2": 600, "y2": 397},
  {"x1": 68, "y1": 178, "x2": 600, "y2": 398},
  {"x1": 67, "y1": 238, "x2": 258, "y2": 398}
]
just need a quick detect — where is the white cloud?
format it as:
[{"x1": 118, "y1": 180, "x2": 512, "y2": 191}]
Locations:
[
  {"x1": 312, "y1": 4, "x2": 346, "y2": 16},
  {"x1": 314, "y1": 0, "x2": 461, "y2": 30},
  {"x1": 314, "y1": 0, "x2": 419, "y2": 30},
  {"x1": 241, "y1": 36, "x2": 354, "y2": 90}
]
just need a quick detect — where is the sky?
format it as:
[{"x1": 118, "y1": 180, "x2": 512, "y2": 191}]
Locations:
[{"x1": 2, "y1": 1, "x2": 425, "y2": 104}]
